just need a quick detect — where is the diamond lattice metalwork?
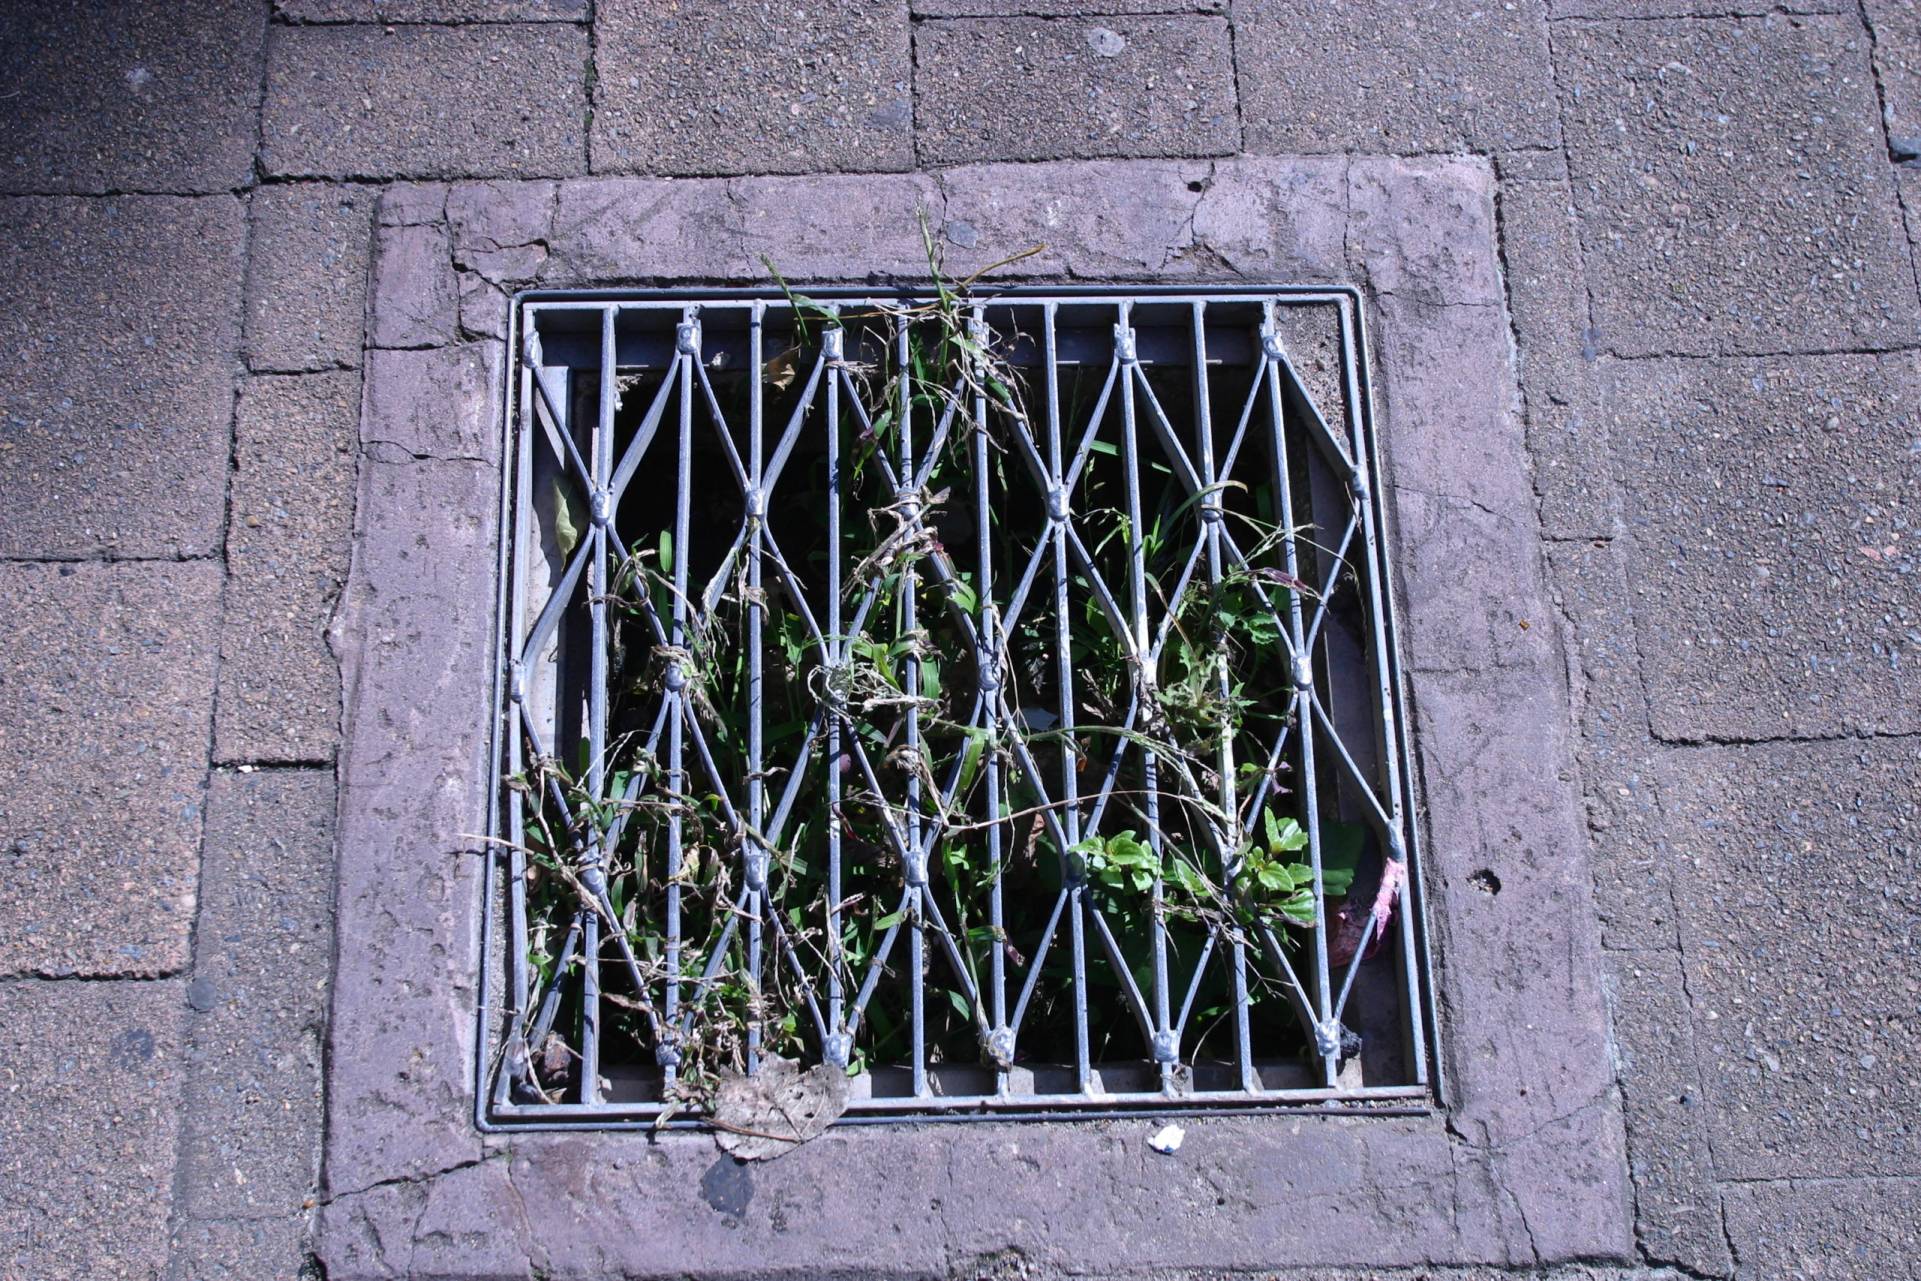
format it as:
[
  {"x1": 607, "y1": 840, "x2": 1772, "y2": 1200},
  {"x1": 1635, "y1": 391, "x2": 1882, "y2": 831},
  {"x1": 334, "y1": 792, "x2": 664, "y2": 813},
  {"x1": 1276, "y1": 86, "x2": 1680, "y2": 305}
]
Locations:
[{"x1": 481, "y1": 287, "x2": 1437, "y2": 1126}]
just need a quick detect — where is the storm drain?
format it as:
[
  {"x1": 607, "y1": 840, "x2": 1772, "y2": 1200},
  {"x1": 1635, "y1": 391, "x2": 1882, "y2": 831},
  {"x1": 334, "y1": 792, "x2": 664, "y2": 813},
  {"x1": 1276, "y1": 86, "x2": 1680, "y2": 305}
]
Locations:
[{"x1": 482, "y1": 287, "x2": 1437, "y2": 1126}]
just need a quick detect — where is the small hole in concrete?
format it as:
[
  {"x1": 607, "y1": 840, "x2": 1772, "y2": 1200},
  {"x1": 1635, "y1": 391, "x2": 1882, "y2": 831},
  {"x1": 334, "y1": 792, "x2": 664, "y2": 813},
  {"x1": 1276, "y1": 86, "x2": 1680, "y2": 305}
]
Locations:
[
  {"x1": 1468, "y1": 869, "x2": 1502, "y2": 896},
  {"x1": 1186, "y1": 180, "x2": 1205, "y2": 192}
]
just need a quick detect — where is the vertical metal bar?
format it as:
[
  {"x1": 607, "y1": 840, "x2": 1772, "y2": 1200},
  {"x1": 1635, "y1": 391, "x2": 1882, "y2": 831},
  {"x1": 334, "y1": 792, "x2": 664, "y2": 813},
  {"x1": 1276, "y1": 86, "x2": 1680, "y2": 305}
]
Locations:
[
  {"x1": 971, "y1": 307, "x2": 1009, "y2": 1081},
  {"x1": 1039, "y1": 303, "x2": 1092, "y2": 1091},
  {"x1": 662, "y1": 307, "x2": 697, "y2": 1088},
  {"x1": 746, "y1": 302, "x2": 766, "y2": 1072},
  {"x1": 578, "y1": 304, "x2": 617, "y2": 1105},
  {"x1": 1262, "y1": 302, "x2": 1337, "y2": 1086},
  {"x1": 1114, "y1": 303, "x2": 1173, "y2": 1091},
  {"x1": 824, "y1": 310, "x2": 846, "y2": 1061},
  {"x1": 897, "y1": 313, "x2": 928, "y2": 1098}
]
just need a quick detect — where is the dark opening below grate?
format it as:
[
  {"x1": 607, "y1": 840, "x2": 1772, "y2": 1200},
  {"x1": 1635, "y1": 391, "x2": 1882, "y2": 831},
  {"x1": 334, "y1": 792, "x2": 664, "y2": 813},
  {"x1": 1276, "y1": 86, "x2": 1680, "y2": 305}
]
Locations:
[{"x1": 481, "y1": 286, "x2": 1437, "y2": 1127}]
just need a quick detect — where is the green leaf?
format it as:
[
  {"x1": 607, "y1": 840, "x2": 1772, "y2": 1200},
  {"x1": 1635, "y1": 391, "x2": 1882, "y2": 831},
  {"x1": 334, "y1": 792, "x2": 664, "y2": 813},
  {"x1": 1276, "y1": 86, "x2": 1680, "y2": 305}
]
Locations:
[
  {"x1": 657, "y1": 528, "x2": 675, "y2": 576},
  {"x1": 552, "y1": 477, "x2": 583, "y2": 557},
  {"x1": 1319, "y1": 819, "x2": 1367, "y2": 897}
]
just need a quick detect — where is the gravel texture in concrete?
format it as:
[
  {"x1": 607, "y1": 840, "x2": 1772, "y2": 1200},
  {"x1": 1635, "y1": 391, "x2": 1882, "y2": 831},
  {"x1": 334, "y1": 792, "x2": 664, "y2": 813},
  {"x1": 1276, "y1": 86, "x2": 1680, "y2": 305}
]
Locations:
[
  {"x1": 1664, "y1": 737, "x2": 1921, "y2": 1181},
  {"x1": 1603, "y1": 353, "x2": 1921, "y2": 741},
  {"x1": 0, "y1": 980, "x2": 186, "y2": 1281},
  {"x1": 177, "y1": 770, "x2": 334, "y2": 1224},
  {"x1": 279, "y1": 0, "x2": 585, "y2": 18},
  {"x1": 0, "y1": 561, "x2": 220, "y2": 977},
  {"x1": 593, "y1": 0, "x2": 914, "y2": 176},
  {"x1": 0, "y1": 0, "x2": 264, "y2": 194},
  {"x1": 916, "y1": 16, "x2": 1239, "y2": 163},
  {"x1": 246, "y1": 183, "x2": 378, "y2": 373},
  {"x1": 1558, "y1": 14, "x2": 1919, "y2": 357},
  {"x1": 215, "y1": 373, "x2": 360, "y2": 764},
  {"x1": 262, "y1": 23, "x2": 589, "y2": 178},
  {"x1": 0, "y1": 196, "x2": 243, "y2": 559},
  {"x1": 1236, "y1": 1, "x2": 1558, "y2": 154}
]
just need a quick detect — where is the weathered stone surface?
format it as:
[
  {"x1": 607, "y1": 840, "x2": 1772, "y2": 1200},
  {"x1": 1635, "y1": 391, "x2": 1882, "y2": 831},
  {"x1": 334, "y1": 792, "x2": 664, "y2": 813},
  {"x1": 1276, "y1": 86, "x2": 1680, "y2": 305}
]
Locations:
[
  {"x1": 917, "y1": 17, "x2": 1238, "y2": 164},
  {"x1": 1237, "y1": 1, "x2": 1557, "y2": 154},
  {"x1": 1723, "y1": 1176, "x2": 1921, "y2": 1279},
  {"x1": 324, "y1": 456, "x2": 495, "y2": 1197},
  {"x1": 0, "y1": 0, "x2": 263, "y2": 194},
  {"x1": 1665, "y1": 738, "x2": 1921, "y2": 1179},
  {"x1": 939, "y1": 157, "x2": 1352, "y2": 282},
  {"x1": 1559, "y1": 15, "x2": 1918, "y2": 356},
  {"x1": 378, "y1": 181, "x2": 447, "y2": 228},
  {"x1": 362, "y1": 344, "x2": 502, "y2": 463},
  {"x1": 1374, "y1": 297, "x2": 1536, "y2": 531},
  {"x1": 0, "y1": 562, "x2": 220, "y2": 977},
  {"x1": 1498, "y1": 175, "x2": 1617, "y2": 539},
  {"x1": 1602, "y1": 953, "x2": 1734, "y2": 1275},
  {"x1": 246, "y1": 184, "x2": 377, "y2": 373},
  {"x1": 1544, "y1": 540, "x2": 1679, "y2": 952},
  {"x1": 179, "y1": 770, "x2": 334, "y2": 1221},
  {"x1": 215, "y1": 374, "x2": 359, "y2": 764},
  {"x1": 592, "y1": 0, "x2": 912, "y2": 176},
  {"x1": 0, "y1": 196, "x2": 242, "y2": 558},
  {"x1": 262, "y1": 24, "x2": 588, "y2": 179},
  {"x1": 1348, "y1": 156, "x2": 1502, "y2": 306},
  {"x1": 172, "y1": 1214, "x2": 312, "y2": 1281},
  {"x1": 731, "y1": 173, "x2": 947, "y2": 280},
  {"x1": 1412, "y1": 665, "x2": 1630, "y2": 1259},
  {"x1": 449, "y1": 179, "x2": 555, "y2": 284},
  {"x1": 1603, "y1": 353, "x2": 1921, "y2": 741},
  {"x1": 543, "y1": 177, "x2": 745, "y2": 283},
  {"x1": 369, "y1": 221, "x2": 458, "y2": 348},
  {"x1": 322, "y1": 160, "x2": 1630, "y2": 1272},
  {"x1": 280, "y1": 0, "x2": 584, "y2": 18},
  {"x1": 1555, "y1": 0, "x2": 1846, "y2": 13},
  {"x1": 0, "y1": 981, "x2": 184, "y2": 1280}
]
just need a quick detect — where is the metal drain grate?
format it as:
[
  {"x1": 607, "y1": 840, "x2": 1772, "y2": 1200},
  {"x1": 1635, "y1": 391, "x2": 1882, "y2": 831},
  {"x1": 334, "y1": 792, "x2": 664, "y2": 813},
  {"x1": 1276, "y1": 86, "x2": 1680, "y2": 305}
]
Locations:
[{"x1": 481, "y1": 286, "x2": 1437, "y2": 1126}]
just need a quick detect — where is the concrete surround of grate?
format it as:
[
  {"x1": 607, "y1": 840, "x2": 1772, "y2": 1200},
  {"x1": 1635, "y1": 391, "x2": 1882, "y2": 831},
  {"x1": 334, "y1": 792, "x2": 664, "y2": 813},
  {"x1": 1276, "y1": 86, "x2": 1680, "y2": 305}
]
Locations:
[{"x1": 319, "y1": 156, "x2": 1629, "y2": 1276}]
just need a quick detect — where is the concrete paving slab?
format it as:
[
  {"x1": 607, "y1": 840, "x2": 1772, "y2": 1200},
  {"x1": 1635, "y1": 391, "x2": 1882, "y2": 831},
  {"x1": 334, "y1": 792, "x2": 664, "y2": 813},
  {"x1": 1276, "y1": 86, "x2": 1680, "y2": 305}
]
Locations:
[
  {"x1": 1558, "y1": 14, "x2": 1918, "y2": 357},
  {"x1": 592, "y1": 0, "x2": 913, "y2": 176},
  {"x1": 215, "y1": 374, "x2": 359, "y2": 765},
  {"x1": 1665, "y1": 737, "x2": 1921, "y2": 1180},
  {"x1": 1236, "y1": 1, "x2": 1558, "y2": 154},
  {"x1": 245, "y1": 183, "x2": 377, "y2": 374},
  {"x1": 1602, "y1": 952, "x2": 1734, "y2": 1275},
  {"x1": 1723, "y1": 1176, "x2": 1921, "y2": 1279},
  {"x1": 1602, "y1": 353, "x2": 1921, "y2": 742},
  {"x1": 1544, "y1": 541, "x2": 1679, "y2": 952},
  {"x1": 918, "y1": 0, "x2": 1221, "y2": 11},
  {"x1": 280, "y1": 0, "x2": 584, "y2": 18},
  {"x1": 0, "y1": 562, "x2": 220, "y2": 977},
  {"x1": 0, "y1": 980, "x2": 185, "y2": 1281},
  {"x1": 262, "y1": 24, "x2": 588, "y2": 179},
  {"x1": 916, "y1": 16, "x2": 1238, "y2": 164},
  {"x1": 1498, "y1": 175, "x2": 1618, "y2": 540},
  {"x1": 178, "y1": 770, "x2": 334, "y2": 1222},
  {"x1": 1553, "y1": 0, "x2": 1848, "y2": 12},
  {"x1": 448, "y1": 179, "x2": 555, "y2": 284},
  {"x1": 0, "y1": 0, "x2": 263, "y2": 195},
  {"x1": 171, "y1": 1214, "x2": 311, "y2": 1281},
  {"x1": 0, "y1": 196, "x2": 243, "y2": 559}
]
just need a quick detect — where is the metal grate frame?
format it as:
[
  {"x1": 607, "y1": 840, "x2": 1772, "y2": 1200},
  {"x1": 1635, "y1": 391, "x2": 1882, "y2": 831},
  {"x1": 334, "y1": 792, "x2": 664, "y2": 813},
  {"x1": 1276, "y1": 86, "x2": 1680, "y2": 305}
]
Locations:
[{"x1": 479, "y1": 285, "x2": 1440, "y2": 1128}]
